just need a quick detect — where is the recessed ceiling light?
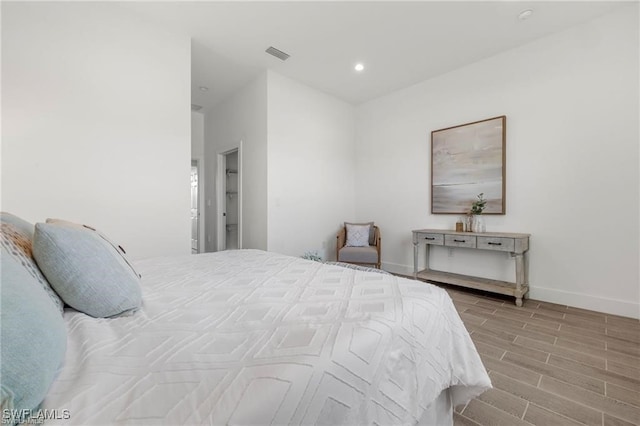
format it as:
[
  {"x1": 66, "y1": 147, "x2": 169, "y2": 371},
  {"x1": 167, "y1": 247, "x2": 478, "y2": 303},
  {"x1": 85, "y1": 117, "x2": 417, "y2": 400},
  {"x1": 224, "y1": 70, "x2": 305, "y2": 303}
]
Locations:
[
  {"x1": 199, "y1": 86, "x2": 209, "y2": 92},
  {"x1": 354, "y1": 63, "x2": 364, "y2": 72},
  {"x1": 518, "y1": 9, "x2": 533, "y2": 21}
]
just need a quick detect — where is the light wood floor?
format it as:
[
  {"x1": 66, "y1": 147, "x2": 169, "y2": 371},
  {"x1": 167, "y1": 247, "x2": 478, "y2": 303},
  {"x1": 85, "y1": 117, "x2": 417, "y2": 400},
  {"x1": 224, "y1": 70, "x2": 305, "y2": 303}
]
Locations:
[{"x1": 440, "y1": 286, "x2": 640, "y2": 426}]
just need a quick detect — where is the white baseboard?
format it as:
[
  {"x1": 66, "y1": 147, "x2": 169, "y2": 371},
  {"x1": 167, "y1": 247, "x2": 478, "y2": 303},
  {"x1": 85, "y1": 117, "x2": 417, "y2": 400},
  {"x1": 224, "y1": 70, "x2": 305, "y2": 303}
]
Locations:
[
  {"x1": 383, "y1": 262, "x2": 640, "y2": 320},
  {"x1": 528, "y1": 287, "x2": 639, "y2": 320}
]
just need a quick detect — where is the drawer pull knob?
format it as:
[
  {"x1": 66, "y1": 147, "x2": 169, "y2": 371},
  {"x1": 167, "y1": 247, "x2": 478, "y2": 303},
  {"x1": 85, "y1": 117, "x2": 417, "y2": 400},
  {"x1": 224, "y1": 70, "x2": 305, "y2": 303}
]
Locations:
[
  {"x1": 425, "y1": 237, "x2": 435, "y2": 240},
  {"x1": 488, "y1": 242, "x2": 502, "y2": 246},
  {"x1": 453, "y1": 239, "x2": 466, "y2": 243}
]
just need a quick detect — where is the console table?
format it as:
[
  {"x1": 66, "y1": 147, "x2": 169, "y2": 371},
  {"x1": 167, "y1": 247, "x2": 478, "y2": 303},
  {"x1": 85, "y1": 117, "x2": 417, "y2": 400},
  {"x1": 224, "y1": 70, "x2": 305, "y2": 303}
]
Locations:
[{"x1": 412, "y1": 229, "x2": 530, "y2": 306}]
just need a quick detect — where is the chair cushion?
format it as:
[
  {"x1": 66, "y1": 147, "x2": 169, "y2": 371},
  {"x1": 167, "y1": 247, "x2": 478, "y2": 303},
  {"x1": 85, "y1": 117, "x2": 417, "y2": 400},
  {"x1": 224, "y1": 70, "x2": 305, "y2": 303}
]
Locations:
[
  {"x1": 33, "y1": 221, "x2": 142, "y2": 318},
  {"x1": 345, "y1": 223, "x2": 370, "y2": 247},
  {"x1": 345, "y1": 221, "x2": 375, "y2": 245},
  {"x1": 338, "y1": 246, "x2": 379, "y2": 264}
]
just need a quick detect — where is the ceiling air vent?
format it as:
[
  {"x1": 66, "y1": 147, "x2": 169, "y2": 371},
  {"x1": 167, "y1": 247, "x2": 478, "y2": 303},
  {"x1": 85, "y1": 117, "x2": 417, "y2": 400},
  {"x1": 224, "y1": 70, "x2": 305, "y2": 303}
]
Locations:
[
  {"x1": 265, "y1": 46, "x2": 290, "y2": 61},
  {"x1": 191, "y1": 104, "x2": 203, "y2": 111}
]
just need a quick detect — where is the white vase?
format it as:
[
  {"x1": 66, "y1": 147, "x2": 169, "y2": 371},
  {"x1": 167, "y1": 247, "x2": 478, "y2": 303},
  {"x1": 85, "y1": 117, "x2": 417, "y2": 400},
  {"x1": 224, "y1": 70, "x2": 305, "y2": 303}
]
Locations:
[{"x1": 472, "y1": 215, "x2": 485, "y2": 233}]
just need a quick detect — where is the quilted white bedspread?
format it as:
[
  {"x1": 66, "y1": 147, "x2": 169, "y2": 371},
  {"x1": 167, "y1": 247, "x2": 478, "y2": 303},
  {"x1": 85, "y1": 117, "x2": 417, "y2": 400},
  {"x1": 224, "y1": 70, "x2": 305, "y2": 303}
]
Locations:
[{"x1": 43, "y1": 250, "x2": 490, "y2": 425}]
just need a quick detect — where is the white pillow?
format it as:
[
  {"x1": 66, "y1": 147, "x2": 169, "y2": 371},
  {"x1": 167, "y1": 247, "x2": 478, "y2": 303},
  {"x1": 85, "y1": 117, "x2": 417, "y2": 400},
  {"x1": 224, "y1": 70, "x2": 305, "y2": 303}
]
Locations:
[
  {"x1": 345, "y1": 221, "x2": 375, "y2": 245},
  {"x1": 345, "y1": 223, "x2": 371, "y2": 247}
]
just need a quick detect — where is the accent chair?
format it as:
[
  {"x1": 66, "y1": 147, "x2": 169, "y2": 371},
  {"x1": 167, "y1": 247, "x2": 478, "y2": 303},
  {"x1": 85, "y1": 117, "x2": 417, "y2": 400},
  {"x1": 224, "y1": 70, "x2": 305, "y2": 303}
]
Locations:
[{"x1": 336, "y1": 225, "x2": 381, "y2": 269}]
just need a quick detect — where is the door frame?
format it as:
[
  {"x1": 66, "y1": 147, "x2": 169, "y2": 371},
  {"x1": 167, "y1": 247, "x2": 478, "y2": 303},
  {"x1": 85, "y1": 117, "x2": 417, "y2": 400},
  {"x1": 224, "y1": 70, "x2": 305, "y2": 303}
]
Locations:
[
  {"x1": 191, "y1": 158, "x2": 205, "y2": 254},
  {"x1": 216, "y1": 142, "x2": 243, "y2": 251}
]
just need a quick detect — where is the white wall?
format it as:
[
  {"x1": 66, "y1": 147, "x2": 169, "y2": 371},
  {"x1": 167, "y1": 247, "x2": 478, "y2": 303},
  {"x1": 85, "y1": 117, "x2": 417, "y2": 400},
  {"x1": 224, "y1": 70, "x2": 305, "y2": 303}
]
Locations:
[
  {"x1": 191, "y1": 112, "x2": 205, "y2": 158},
  {"x1": 2, "y1": 3, "x2": 192, "y2": 260},
  {"x1": 205, "y1": 73, "x2": 268, "y2": 252},
  {"x1": 355, "y1": 5, "x2": 639, "y2": 318},
  {"x1": 266, "y1": 71, "x2": 356, "y2": 260},
  {"x1": 191, "y1": 111, "x2": 206, "y2": 253}
]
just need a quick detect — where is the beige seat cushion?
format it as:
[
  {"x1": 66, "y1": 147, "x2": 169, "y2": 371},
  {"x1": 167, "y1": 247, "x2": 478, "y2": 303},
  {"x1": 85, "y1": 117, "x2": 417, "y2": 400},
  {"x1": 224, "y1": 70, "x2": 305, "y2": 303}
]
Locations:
[{"x1": 338, "y1": 246, "x2": 378, "y2": 264}]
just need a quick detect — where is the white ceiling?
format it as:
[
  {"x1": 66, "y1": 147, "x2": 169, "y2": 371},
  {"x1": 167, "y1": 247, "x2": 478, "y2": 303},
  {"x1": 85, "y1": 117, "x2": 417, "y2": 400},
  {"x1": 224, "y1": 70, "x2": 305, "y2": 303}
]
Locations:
[{"x1": 121, "y1": 1, "x2": 628, "y2": 111}]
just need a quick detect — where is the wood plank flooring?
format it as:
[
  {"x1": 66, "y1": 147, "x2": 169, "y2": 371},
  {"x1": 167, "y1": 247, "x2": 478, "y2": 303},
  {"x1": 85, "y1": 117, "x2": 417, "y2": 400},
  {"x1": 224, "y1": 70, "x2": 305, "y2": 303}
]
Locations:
[{"x1": 441, "y1": 286, "x2": 640, "y2": 426}]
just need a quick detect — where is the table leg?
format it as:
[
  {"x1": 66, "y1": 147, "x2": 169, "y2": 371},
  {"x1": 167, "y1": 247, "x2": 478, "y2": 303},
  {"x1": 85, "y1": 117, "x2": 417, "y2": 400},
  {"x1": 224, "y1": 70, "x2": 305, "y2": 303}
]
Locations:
[
  {"x1": 515, "y1": 253, "x2": 524, "y2": 307},
  {"x1": 413, "y1": 241, "x2": 418, "y2": 279},
  {"x1": 424, "y1": 244, "x2": 430, "y2": 272}
]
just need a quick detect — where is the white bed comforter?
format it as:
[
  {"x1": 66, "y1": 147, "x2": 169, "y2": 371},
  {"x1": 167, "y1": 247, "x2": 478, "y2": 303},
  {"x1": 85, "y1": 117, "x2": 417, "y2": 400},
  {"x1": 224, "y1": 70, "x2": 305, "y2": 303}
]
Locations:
[{"x1": 43, "y1": 250, "x2": 490, "y2": 425}]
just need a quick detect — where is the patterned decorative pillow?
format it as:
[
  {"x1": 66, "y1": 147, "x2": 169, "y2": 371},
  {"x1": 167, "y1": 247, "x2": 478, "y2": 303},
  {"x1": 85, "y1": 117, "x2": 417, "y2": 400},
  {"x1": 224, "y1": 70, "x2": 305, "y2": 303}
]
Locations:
[
  {"x1": 33, "y1": 222, "x2": 142, "y2": 318},
  {"x1": 345, "y1": 223, "x2": 371, "y2": 247},
  {"x1": 0, "y1": 214, "x2": 64, "y2": 313},
  {"x1": 345, "y1": 221, "x2": 375, "y2": 245}
]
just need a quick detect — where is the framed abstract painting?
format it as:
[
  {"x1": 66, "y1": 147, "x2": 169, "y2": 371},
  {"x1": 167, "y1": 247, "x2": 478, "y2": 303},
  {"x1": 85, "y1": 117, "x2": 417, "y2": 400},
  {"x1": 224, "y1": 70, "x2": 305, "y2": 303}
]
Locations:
[{"x1": 431, "y1": 116, "x2": 506, "y2": 214}]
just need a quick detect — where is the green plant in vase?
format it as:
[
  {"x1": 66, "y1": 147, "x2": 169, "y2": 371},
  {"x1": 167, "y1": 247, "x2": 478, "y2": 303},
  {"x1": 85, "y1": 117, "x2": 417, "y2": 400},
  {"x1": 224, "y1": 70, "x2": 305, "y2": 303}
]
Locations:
[
  {"x1": 470, "y1": 193, "x2": 487, "y2": 215},
  {"x1": 470, "y1": 193, "x2": 487, "y2": 232}
]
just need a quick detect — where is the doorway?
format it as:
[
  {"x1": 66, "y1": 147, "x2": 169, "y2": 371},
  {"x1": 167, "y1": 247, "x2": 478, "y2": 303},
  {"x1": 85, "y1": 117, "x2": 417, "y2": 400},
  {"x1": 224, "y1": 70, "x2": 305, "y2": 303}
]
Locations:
[
  {"x1": 190, "y1": 160, "x2": 200, "y2": 254},
  {"x1": 216, "y1": 146, "x2": 242, "y2": 251}
]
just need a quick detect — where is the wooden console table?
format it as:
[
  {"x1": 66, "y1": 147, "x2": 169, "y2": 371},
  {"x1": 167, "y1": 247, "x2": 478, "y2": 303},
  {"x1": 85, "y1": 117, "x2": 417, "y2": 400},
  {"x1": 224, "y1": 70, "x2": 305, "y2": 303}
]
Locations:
[{"x1": 412, "y1": 229, "x2": 530, "y2": 306}]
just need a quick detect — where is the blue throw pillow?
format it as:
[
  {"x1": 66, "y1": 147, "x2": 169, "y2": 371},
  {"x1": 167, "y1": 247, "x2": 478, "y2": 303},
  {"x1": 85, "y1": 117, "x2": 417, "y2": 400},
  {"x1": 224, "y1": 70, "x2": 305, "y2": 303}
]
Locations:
[
  {"x1": 33, "y1": 222, "x2": 142, "y2": 318},
  {"x1": 0, "y1": 224, "x2": 67, "y2": 420}
]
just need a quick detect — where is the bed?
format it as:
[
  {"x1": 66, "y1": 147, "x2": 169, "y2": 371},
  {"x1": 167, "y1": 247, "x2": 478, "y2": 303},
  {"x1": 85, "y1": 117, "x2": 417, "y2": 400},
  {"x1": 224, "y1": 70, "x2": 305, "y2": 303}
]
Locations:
[{"x1": 1, "y1": 213, "x2": 490, "y2": 425}]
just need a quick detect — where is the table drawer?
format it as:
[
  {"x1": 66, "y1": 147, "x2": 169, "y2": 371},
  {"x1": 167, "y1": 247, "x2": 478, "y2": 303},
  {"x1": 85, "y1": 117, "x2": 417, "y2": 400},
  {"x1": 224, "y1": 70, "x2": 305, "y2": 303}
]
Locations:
[
  {"x1": 418, "y1": 233, "x2": 444, "y2": 245},
  {"x1": 445, "y1": 234, "x2": 476, "y2": 248},
  {"x1": 477, "y1": 236, "x2": 515, "y2": 252}
]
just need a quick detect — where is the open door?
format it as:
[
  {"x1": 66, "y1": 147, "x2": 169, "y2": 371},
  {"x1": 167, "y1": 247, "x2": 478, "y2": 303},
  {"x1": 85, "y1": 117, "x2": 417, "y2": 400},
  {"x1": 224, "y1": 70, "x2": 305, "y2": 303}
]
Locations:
[
  {"x1": 190, "y1": 160, "x2": 199, "y2": 254},
  {"x1": 216, "y1": 145, "x2": 242, "y2": 251}
]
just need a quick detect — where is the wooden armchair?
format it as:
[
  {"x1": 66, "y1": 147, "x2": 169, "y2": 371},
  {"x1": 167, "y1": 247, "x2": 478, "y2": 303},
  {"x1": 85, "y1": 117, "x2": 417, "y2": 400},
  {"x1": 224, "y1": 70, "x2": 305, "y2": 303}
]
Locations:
[{"x1": 336, "y1": 225, "x2": 381, "y2": 269}]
